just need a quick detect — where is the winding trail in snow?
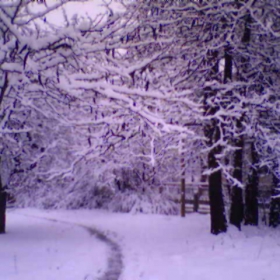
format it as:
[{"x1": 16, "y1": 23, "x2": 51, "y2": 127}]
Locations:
[
  {"x1": 13, "y1": 213, "x2": 123, "y2": 280},
  {"x1": 83, "y1": 226, "x2": 123, "y2": 280}
]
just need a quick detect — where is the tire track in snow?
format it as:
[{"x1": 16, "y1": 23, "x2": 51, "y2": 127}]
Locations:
[
  {"x1": 84, "y1": 226, "x2": 123, "y2": 280},
  {"x1": 11, "y1": 212, "x2": 123, "y2": 280}
]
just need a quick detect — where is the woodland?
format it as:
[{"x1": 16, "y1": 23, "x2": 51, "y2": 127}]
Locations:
[{"x1": 0, "y1": 0, "x2": 280, "y2": 235}]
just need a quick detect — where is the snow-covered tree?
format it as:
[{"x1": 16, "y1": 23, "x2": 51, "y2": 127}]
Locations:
[
  {"x1": 0, "y1": 0, "x2": 197, "y2": 230},
  {"x1": 2, "y1": 0, "x2": 280, "y2": 234},
  {"x1": 0, "y1": 0, "x2": 140, "y2": 232},
  {"x1": 116, "y1": 0, "x2": 280, "y2": 232},
  {"x1": 0, "y1": 0, "x2": 91, "y2": 232}
]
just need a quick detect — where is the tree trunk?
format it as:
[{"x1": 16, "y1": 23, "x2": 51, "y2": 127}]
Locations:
[
  {"x1": 269, "y1": 167, "x2": 280, "y2": 228},
  {"x1": 229, "y1": 11, "x2": 253, "y2": 230},
  {"x1": 223, "y1": 42, "x2": 244, "y2": 230},
  {"x1": 230, "y1": 133, "x2": 244, "y2": 230},
  {"x1": 244, "y1": 142, "x2": 259, "y2": 226},
  {"x1": 0, "y1": 180, "x2": 6, "y2": 234},
  {"x1": 208, "y1": 144, "x2": 227, "y2": 234},
  {"x1": 204, "y1": 99, "x2": 227, "y2": 234},
  {"x1": 204, "y1": 49, "x2": 227, "y2": 234}
]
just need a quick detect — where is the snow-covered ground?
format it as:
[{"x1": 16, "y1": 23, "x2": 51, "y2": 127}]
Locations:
[
  {"x1": 2, "y1": 208, "x2": 280, "y2": 280},
  {"x1": 0, "y1": 211, "x2": 108, "y2": 280}
]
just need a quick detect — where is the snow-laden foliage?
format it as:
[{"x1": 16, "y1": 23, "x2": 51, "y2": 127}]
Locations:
[
  {"x1": 109, "y1": 189, "x2": 179, "y2": 215},
  {"x1": 111, "y1": 0, "x2": 280, "y2": 230},
  {"x1": 0, "y1": 0, "x2": 196, "y2": 186},
  {"x1": 1, "y1": 0, "x2": 280, "y2": 228},
  {"x1": 10, "y1": 115, "x2": 182, "y2": 215},
  {"x1": 13, "y1": 158, "x2": 113, "y2": 209},
  {"x1": 119, "y1": 0, "x2": 280, "y2": 184},
  {"x1": 14, "y1": 156, "x2": 179, "y2": 215}
]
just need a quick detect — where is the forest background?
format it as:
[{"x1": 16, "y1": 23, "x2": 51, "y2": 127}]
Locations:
[{"x1": 0, "y1": 0, "x2": 280, "y2": 235}]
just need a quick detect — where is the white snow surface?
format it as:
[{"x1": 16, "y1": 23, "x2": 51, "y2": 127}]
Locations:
[
  {"x1": 2, "y1": 208, "x2": 280, "y2": 280},
  {"x1": 1, "y1": 210, "x2": 108, "y2": 280}
]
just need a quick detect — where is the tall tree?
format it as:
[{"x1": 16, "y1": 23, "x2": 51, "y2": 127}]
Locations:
[
  {"x1": 110, "y1": 0, "x2": 280, "y2": 231},
  {"x1": 0, "y1": 0, "x2": 140, "y2": 229},
  {"x1": 203, "y1": 44, "x2": 228, "y2": 234}
]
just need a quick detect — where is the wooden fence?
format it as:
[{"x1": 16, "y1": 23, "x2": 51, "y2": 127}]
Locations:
[
  {"x1": 164, "y1": 183, "x2": 273, "y2": 218},
  {"x1": 164, "y1": 182, "x2": 210, "y2": 214}
]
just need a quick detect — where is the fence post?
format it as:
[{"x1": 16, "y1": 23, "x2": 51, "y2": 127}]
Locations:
[{"x1": 193, "y1": 192, "x2": 199, "y2": 212}]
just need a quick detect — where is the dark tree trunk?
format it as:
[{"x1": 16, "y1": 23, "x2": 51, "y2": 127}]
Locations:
[
  {"x1": 204, "y1": 88, "x2": 227, "y2": 234},
  {"x1": 269, "y1": 168, "x2": 280, "y2": 228},
  {"x1": 230, "y1": 187, "x2": 244, "y2": 230},
  {"x1": 242, "y1": 11, "x2": 258, "y2": 224},
  {"x1": 229, "y1": 10, "x2": 253, "y2": 230},
  {"x1": 203, "y1": 49, "x2": 227, "y2": 234},
  {"x1": 223, "y1": 45, "x2": 232, "y2": 83},
  {"x1": 223, "y1": 42, "x2": 244, "y2": 230},
  {"x1": 244, "y1": 142, "x2": 259, "y2": 226},
  {"x1": 180, "y1": 154, "x2": 186, "y2": 217},
  {"x1": 208, "y1": 144, "x2": 227, "y2": 234},
  {"x1": 206, "y1": 121, "x2": 228, "y2": 235},
  {"x1": 230, "y1": 132, "x2": 244, "y2": 230},
  {"x1": 0, "y1": 180, "x2": 6, "y2": 234}
]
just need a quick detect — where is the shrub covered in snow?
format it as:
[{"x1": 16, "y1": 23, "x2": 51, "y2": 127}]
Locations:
[
  {"x1": 108, "y1": 189, "x2": 178, "y2": 215},
  {"x1": 11, "y1": 160, "x2": 179, "y2": 215}
]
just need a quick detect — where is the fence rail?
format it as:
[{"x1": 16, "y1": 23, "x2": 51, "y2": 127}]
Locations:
[
  {"x1": 164, "y1": 182, "x2": 210, "y2": 214},
  {"x1": 163, "y1": 182, "x2": 273, "y2": 216}
]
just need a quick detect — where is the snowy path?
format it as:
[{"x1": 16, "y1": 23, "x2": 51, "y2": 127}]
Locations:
[
  {"x1": 18, "y1": 213, "x2": 124, "y2": 280},
  {"x1": 84, "y1": 226, "x2": 123, "y2": 280},
  {"x1": 3, "y1": 208, "x2": 280, "y2": 280},
  {"x1": 1, "y1": 211, "x2": 123, "y2": 280}
]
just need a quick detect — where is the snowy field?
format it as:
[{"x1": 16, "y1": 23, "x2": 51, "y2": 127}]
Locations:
[{"x1": 2, "y1": 208, "x2": 280, "y2": 280}]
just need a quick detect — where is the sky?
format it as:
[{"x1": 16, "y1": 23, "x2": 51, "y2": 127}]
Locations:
[{"x1": 29, "y1": 0, "x2": 123, "y2": 27}]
